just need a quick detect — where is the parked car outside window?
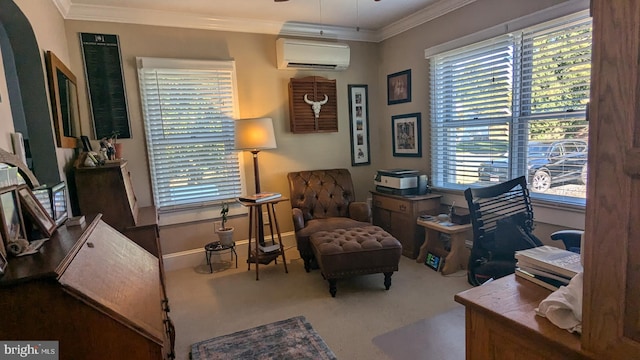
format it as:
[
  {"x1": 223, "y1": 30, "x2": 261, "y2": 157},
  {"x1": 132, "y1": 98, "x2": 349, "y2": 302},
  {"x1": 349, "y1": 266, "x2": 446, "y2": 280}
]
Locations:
[{"x1": 478, "y1": 139, "x2": 588, "y2": 192}]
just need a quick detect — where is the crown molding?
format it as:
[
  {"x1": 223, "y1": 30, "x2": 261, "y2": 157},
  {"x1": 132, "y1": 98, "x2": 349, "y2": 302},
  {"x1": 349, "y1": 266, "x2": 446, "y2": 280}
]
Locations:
[
  {"x1": 378, "y1": 0, "x2": 477, "y2": 41},
  {"x1": 51, "y1": 0, "x2": 474, "y2": 43},
  {"x1": 52, "y1": 0, "x2": 71, "y2": 18}
]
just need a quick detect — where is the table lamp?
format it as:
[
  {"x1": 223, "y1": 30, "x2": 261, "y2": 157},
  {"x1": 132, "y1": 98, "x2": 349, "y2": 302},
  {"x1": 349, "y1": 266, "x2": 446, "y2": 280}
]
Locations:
[{"x1": 234, "y1": 117, "x2": 277, "y2": 194}]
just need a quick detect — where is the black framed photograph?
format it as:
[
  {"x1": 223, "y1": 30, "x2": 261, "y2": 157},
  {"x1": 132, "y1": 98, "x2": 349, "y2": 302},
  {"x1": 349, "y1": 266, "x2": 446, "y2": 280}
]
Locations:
[
  {"x1": 392, "y1": 112, "x2": 422, "y2": 157},
  {"x1": 387, "y1": 69, "x2": 411, "y2": 105},
  {"x1": 0, "y1": 187, "x2": 26, "y2": 258},
  {"x1": 17, "y1": 186, "x2": 56, "y2": 237},
  {"x1": 348, "y1": 84, "x2": 371, "y2": 166}
]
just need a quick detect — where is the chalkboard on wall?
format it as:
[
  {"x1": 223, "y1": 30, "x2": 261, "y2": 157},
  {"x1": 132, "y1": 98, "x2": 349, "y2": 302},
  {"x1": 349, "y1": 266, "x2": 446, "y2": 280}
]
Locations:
[{"x1": 80, "y1": 33, "x2": 131, "y2": 140}]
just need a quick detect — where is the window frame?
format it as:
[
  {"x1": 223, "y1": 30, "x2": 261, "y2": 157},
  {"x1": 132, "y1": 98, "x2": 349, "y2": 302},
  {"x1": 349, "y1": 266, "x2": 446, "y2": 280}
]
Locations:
[
  {"x1": 428, "y1": 11, "x2": 592, "y2": 207},
  {"x1": 136, "y1": 57, "x2": 246, "y2": 215}
]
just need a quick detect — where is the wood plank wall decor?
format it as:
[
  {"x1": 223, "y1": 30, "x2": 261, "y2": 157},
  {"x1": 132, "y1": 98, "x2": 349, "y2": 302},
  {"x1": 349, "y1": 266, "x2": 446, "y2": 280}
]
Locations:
[{"x1": 288, "y1": 76, "x2": 337, "y2": 133}]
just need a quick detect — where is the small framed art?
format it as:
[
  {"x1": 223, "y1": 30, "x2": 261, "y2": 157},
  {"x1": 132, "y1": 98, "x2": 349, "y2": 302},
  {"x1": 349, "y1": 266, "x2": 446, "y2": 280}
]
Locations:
[
  {"x1": 392, "y1": 112, "x2": 422, "y2": 157},
  {"x1": 348, "y1": 84, "x2": 371, "y2": 166},
  {"x1": 17, "y1": 186, "x2": 57, "y2": 237},
  {"x1": 387, "y1": 69, "x2": 411, "y2": 105},
  {"x1": 50, "y1": 182, "x2": 69, "y2": 226},
  {"x1": 0, "y1": 187, "x2": 26, "y2": 258}
]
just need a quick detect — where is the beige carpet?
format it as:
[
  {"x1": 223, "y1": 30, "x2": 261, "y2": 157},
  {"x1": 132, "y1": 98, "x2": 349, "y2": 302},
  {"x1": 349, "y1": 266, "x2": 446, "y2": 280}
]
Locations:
[{"x1": 165, "y1": 244, "x2": 472, "y2": 360}]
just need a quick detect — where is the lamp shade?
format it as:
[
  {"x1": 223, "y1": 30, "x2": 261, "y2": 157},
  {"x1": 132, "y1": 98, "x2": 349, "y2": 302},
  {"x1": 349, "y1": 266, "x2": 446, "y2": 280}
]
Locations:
[{"x1": 234, "y1": 117, "x2": 277, "y2": 151}]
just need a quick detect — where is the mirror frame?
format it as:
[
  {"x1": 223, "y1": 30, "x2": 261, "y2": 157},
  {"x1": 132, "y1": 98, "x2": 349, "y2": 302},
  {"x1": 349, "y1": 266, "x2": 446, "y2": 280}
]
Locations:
[{"x1": 45, "y1": 51, "x2": 81, "y2": 149}]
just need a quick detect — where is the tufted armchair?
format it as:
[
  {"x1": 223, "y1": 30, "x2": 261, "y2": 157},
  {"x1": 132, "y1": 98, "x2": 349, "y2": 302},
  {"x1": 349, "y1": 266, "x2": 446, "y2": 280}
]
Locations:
[{"x1": 287, "y1": 169, "x2": 371, "y2": 272}]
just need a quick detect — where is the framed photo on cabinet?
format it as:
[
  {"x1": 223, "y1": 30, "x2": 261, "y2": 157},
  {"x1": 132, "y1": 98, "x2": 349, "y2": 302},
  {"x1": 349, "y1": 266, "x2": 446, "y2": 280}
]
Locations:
[
  {"x1": 0, "y1": 187, "x2": 26, "y2": 258},
  {"x1": 392, "y1": 112, "x2": 422, "y2": 157},
  {"x1": 17, "y1": 186, "x2": 56, "y2": 237},
  {"x1": 348, "y1": 84, "x2": 370, "y2": 166}
]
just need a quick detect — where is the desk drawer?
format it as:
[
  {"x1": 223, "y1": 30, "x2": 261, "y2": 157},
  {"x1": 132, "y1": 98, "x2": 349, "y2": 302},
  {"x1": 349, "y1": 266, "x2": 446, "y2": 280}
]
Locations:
[{"x1": 373, "y1": 195, "x2": 411, "y2": 214}]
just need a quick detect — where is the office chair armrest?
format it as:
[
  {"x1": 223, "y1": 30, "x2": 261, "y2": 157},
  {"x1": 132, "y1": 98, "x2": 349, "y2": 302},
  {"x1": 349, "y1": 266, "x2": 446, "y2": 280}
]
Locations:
[
  {"x1": 550, "y1": 229, "x2": 583, "y2": 253},
  {"x1": 349, "y1": 201, "x2": 371, "y2": 223},
  {"x1": 292, "y1": 208, "x2": 305, "y2": 231}
]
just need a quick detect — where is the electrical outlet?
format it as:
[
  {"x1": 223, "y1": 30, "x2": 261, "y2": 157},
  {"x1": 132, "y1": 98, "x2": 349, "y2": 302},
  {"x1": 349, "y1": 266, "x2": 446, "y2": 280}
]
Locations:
[{"x1": 262, "y1": 212, "x2": 270, "y2": 225}]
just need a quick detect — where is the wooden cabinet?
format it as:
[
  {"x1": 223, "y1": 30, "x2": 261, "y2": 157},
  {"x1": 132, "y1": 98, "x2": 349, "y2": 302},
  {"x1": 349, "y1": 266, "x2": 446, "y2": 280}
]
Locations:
[
  {"x1": 0, "y1": 214, "x2": 175, "y2": 359},
  {"x1": 75, "y1": 160, "x2": 138, "y2": 230},
  {"x1": 371, "y1": 192, "x2": 441, "y2": 258},
  {"x1": 74, "y1": 160, "x2": 162, "y2": 257},
  {"x1": 582, "y1": 1, "x2": 640, "y2": 357}
]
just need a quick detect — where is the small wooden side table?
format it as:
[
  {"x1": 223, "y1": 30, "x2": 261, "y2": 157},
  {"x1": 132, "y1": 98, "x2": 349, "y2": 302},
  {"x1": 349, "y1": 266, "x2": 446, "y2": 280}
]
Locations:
[
  {"x1": 416, "y1": 218, "x2": 472, "y2": 275},
  {"x1": 238, "y1": 197, "x2": 289, "y2": 280}
]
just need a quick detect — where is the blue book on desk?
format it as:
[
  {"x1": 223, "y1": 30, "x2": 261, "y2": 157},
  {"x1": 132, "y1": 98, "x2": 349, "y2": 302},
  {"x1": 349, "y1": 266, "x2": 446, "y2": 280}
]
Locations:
[{"x1": 239, "y1": 192, "x2": 281, "y2": 203}]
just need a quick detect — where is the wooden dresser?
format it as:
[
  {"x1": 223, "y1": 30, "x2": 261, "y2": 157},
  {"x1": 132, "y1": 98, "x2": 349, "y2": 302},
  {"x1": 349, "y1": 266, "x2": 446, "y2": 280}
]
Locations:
[
  {"x1": 371, "y1": 191, "x2": 441, "y2": 258},
  {"x1": 0, "y1": 214, "x2": 175, "y2": 359}
]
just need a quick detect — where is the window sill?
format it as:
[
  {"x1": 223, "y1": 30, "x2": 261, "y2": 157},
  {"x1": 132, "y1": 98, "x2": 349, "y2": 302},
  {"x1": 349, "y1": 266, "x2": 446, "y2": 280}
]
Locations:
[
  {"x1": 157, "y1": 201, "x2": 247, "y2": 227},
  {"x1": 432, "y1": 187, "x2": 586, "y2": 229}
]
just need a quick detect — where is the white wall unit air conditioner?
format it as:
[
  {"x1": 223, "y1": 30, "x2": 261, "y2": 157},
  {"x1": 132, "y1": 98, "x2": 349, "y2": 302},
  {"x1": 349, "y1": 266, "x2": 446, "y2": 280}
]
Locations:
[{"x1": 276, "y1": 38, "x2": 350, "y2": 71}]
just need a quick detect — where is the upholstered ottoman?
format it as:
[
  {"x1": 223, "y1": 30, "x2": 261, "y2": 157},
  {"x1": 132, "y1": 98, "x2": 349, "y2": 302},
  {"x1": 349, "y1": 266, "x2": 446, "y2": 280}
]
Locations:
[{"x1": 310, "y1": 226, "x2": 402, "y2": 297}]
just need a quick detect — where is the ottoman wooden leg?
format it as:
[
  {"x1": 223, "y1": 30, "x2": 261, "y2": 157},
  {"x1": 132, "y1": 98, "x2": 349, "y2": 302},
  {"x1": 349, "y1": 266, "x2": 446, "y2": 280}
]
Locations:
[
  {"x1": 328, "y1": 279, "x2": 337, "y2": 297},
  {"x1": 384, "y1": 272, "x2": 393, "y2": 290}
]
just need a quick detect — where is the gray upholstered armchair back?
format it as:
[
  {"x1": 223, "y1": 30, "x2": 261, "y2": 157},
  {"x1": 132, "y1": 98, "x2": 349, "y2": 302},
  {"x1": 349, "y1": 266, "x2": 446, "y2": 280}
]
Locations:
[{"x1": 288, "y1": 169, "x2": 356, "y2": 221}]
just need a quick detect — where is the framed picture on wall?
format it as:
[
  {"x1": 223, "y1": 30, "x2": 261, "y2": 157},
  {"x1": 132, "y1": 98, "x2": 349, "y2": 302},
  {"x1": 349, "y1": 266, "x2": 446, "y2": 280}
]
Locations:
[
  {"x1": 387, "y1": 69, "x2": 411, "y2": 105},
  {"x1": 392, "y1": 112, "x2": 422, "y2": 157},
  {"x1": 348, "y1": 84, "x2": 371, "y2": 166}
]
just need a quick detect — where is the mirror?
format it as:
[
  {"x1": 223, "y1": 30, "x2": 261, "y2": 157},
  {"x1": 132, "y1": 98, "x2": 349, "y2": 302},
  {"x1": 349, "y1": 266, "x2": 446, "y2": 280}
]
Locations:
[{"x1": 45, "y1": 51, "x2": 81, "y2": 149}]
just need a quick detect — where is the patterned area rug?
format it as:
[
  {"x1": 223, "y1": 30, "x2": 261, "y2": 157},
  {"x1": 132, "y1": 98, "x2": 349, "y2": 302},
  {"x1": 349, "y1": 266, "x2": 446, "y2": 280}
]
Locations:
[{"x1": 190, "y1": 316, "x2": 337, "y2": 360}]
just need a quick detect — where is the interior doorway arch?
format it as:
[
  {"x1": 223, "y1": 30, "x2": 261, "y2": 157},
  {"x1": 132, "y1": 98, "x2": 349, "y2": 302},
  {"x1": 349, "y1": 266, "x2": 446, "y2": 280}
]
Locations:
[{"x1": 0, "y1": 0, "x2": 60, "y2": 185}]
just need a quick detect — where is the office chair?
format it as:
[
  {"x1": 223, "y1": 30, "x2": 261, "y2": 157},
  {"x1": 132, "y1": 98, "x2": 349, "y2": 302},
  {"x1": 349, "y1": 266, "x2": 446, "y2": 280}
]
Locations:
[{"x1": 464, "y1": 176, "x2": 582, "y2": 286}]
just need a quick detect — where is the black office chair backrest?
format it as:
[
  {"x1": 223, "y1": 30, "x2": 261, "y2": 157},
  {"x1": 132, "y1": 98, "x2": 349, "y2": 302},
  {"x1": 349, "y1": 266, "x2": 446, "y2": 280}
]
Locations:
[
  {"x1": 464, "y1": 176, "x2": 534, "y2": 246},
  {"x1": 464, "y1": 176, "x2": 541, "y2": 285}
]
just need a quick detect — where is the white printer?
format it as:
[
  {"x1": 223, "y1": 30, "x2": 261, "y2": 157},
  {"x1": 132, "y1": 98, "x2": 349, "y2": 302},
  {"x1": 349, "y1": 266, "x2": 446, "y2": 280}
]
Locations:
[{"x1": 374, "y1": 169, "x2": 428, "y2": 195}]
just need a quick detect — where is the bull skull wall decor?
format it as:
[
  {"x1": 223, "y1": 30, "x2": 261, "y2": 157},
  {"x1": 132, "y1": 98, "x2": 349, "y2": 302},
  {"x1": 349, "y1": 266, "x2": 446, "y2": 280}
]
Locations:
[
  {"x1": 303, "y1": 94, "x2": 329, "y2": 119},
  {"x1": 288, "y1": 76, "x2": 337, "y2": 133}
]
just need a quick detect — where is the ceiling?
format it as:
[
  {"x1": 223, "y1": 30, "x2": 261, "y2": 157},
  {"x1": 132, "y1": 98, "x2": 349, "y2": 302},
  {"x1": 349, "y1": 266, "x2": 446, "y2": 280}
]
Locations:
[{"x1": 52, "y1": 0, "x2": 477, "y2": 42}]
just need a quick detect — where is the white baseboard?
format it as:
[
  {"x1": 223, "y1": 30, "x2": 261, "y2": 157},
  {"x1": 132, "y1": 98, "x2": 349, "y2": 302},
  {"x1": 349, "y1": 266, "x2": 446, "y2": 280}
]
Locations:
[{"x1": 162, "y1": 231, "x2": 296, "y2": 272}]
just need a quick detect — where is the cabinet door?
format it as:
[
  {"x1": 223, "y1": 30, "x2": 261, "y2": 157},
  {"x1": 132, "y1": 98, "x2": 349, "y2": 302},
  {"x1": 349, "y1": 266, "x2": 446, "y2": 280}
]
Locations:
[
  {"x1": 372, "y1": 206, "x2": 391, "y2": 230},
  {"x1": 390, "y1": 210, "x2": 419, "y2": 258},
  {"x1": 584, "y1": 1, "x2": 640, "y2": 357}
]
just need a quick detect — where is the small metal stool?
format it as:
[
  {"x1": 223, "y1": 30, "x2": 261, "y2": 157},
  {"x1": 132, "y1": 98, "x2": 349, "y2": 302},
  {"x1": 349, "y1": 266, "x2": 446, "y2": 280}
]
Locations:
[{"x1": 204, "y1": 241, "x2": 237, "y2": 273}]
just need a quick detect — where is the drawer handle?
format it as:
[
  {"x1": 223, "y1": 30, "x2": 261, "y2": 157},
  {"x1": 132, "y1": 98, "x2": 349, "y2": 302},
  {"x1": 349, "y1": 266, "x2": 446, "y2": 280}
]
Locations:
[
  {"x1": 374, "y1": 200, "x2": 382, "y2": 206},
  {"x1": 87, "y1": 242, "x2": 94, "y2": 248},
  {"x1": 399, "y1": 205, "x2": 406, "y2": 211}
]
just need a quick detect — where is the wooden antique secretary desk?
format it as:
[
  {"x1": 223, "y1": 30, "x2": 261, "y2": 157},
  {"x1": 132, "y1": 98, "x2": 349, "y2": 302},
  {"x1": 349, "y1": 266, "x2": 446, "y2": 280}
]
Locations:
[
  {"x1": 456, "y1": 2, "x2": 640, "y2": 359},
  {"x1": 0, "y1": 214, "x2": 175, "y2": 359}
]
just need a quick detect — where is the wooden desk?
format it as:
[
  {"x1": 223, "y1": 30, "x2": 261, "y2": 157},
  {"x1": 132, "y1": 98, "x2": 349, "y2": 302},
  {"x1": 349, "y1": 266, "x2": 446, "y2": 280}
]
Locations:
[
  {"x1": 416, "y1": 218, "x2": 472, "y2": 275},
  {"x1": 455, "y1": 275, "x2": 593, "y2": 360},
  {"x1": 239, "y1": 197, "x2": 289, "y2": 280}
]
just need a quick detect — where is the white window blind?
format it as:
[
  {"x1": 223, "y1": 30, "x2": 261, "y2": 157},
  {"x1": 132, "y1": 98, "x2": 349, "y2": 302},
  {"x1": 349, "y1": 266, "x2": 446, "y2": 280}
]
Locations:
[
  {"x1": 137, "y1": 58, "x2": 241, "y2": 210},
  {"x1": 430, "y1": 13, "x2": 591, "y2": 205}
]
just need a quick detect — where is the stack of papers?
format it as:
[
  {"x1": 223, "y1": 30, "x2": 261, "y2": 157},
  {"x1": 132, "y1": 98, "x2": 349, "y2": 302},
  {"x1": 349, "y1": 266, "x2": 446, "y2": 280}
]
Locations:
[
  {"x1": 259, "y1": 244, "x2": 280, "y2": 253},
  {"x1": 515, "y1": 245, "x2": 583, "y2": 290}
]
